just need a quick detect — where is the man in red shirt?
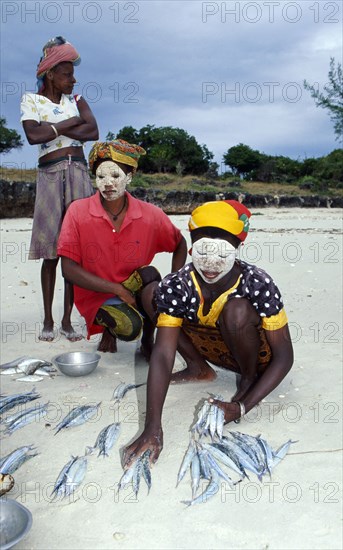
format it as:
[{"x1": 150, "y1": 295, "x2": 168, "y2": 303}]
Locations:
[{"x1": 57, "y1": 140, "x2": 187, "y2": 355}]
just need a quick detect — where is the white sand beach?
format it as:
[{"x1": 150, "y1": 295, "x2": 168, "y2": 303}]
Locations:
[{"x1": 0, "y1": 208, "x2": 342, "y2": 550}]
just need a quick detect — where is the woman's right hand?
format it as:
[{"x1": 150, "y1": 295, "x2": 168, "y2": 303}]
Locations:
[{"x1": 123, "y1": 427, "x2": 163, "y2": 469}]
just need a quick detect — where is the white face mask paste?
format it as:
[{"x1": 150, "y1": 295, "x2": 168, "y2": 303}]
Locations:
[
  {"x1": 192, "y1": 237, "x2": 238, "y2": 284},
  {"x1": 96, "y1": 160, "x2": 132, "y2": 201}
]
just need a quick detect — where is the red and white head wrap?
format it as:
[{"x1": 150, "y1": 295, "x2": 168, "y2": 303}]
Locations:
[{"x1": 36, "y1": 36, "x2": 81, "y2": 91}]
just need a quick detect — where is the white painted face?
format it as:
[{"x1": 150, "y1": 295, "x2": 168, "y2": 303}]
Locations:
[
  {"x1": 95, "y1": 160, "x2": 132, "y2": 201},
  {"x1": 191, "y1": 237, "x2": 238, "y2": 284}
]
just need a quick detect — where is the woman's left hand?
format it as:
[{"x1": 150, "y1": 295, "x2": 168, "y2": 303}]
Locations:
[{"x1": 209, "y1": 398, "x2": 241, "y2": 424}]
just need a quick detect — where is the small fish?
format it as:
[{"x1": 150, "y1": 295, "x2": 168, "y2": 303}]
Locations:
[
  {"x1": 1, "y1": 368, "x2": 18, "y2": 376},
  {"x1": 196, "y1": 443, "x2": 211, "y2": 481},
  {"x1": 87, "y1": 423, "x2": 120, "y2": 457},
  {"x1": 192, "y1": 395, "x2": 225, "y2": 439},
  {"x1": 182, "y1": 471, "x2": 220, "y2": 507},
  {"x1": 0, "y1": 445, "x2": 38, "y2": 474},
  {"x1": 201, "y1": 442, "x2": 245, "y2": 479},
  {"x1": 16, "y1": 375, "x2": 44, "y2": 383},
  {"x1": 51, "y1": 455, "x2": 87, "y2": 499},
  {"x1": 16, "y1": 359, "x2": 53, "y2": 375},
  {"x1": 141, "y1": 449, "x2": 152, "y2": 493},
  {"x1": 4, "y1": 402, "x2": 50, "y2": 435},
  {"x1": 190, "y1": 452, "x2": 201, "y2": 498},
  {"x1": 132, "y1": 456, "x2": 143, "y2": 497},
  {"x1": 111, "y1": 382, "x2": 145, "y2": 403},
  {"x1": 271, "y1": 439, "x2": 297, "y2": 468},
  {"x1": 211, "y1": 441, "x2": 248, "y2": 480},
  {"x1": 51, "y1": 456, "x2": 78, "y2": 498},
  {"x1": 0, "y1": 357, "x2": 52, "y2": 375},
  {"x1": 0, "y1": 388, "x2": 40, "y2": 416},
  {"x1": 0, "y1": 356, "x2": 30, "y2": 370},
  {"x1": 192, "y1": 400, "x2": 211, "y2": 435},
  {"x1": 118, "y1": 450, "x2": 152, "y2": 496},
  {"x1": 229, "y1": 431, "x2": 264, "y2": 473},
  {"x1": 177, "y1": 438, "x2": 196, "y2": 486},
  {"x1": 118, "y1": 461, "x2": 137, "y2": 491},
  {"x1": 54, "y1": 403, "x2": 101, "y2": 435},
  {"x1": 205, "y1": 450, "x2": 234, "y2": 487}
]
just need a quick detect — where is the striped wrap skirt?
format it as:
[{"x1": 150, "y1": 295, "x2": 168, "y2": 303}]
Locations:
[{"x1": 29, "y1": 160, "x2": 94, "y2": 260}]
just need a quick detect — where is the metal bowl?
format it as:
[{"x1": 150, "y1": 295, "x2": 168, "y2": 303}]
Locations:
[
  {"x1": 0, "y1": 498, "x2": 33, "y2": 550},
  {"x1": 54, "y1": 351, "x2": 101, "y2": 377}
]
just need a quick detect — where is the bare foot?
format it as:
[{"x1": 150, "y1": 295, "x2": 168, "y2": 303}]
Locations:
[
  {"x1": 60, "y1": 326, "x2": 83, "y2": 342},
  {"x1": 39, "y1": 321, "x2": 55, "y2": 342},
  {"x1": 170, "y1": 362, "x2": 217, "y2": 384},
  {"x1": 97, "y1": 329, "x2": 117, "y2": 353}
]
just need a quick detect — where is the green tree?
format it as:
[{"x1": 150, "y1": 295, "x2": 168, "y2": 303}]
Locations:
[
  {"x1": 223, "y1": 143, "x2": 262, "y2": 178},
  {"x1": 0, "y1": 118, "x2": 23, "y2": 154},
  {"x1": 312, "y1": 149, "x2": 343, "y2": 185},
  {"x1": 110, "y1": 125, "x2": 213, "y2": 174},
  {"x1": 304, "y1": 58, "x2": 343, "y2": 141}
]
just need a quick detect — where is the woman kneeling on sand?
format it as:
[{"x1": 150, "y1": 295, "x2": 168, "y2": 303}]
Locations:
[{"x1": 124, "y1": 199, "x2": 294, "y2": 465}]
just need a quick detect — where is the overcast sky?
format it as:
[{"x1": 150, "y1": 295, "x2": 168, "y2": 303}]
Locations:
[{"x1": 1, "y1": 0, "x2": 342, "y2": 171}]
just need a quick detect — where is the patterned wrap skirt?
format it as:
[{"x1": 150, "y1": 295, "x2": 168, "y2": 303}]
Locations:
[
  {"x1": 182, "y1": 320, "x2": 272, "y2": 374},
  {"x1": 29, "y1": 160, "x2": 94, "y2": 260}
]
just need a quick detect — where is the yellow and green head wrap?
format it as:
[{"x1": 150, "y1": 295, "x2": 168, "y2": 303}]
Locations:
[
  {"x1": 88, "y1": 139, "x2": 146, "y2": 174},
  {"x1": 189, "y1": 200, "x2": 251, "y2": 242}
]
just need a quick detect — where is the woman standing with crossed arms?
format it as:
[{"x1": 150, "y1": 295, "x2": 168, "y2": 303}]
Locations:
[{"x1": 20, "y1": 36, "x2": 99, "y2": 342}]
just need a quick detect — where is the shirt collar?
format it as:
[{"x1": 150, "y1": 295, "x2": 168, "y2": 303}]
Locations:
[{"x1": 89, "y1": 191, "x2": 143, "y2": 221}]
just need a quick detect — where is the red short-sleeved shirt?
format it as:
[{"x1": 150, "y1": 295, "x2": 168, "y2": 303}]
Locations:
[{"x1": 57, "y1": 191, "x2": 183, "y2": 336}]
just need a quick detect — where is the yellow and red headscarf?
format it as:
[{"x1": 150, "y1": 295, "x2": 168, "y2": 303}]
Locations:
[
  {"x1": 88, "y1": 140, "x2": 146, "y2": 174},
  {"x1": 189, "y1": 200, "x2": 251, "y2": 242}
]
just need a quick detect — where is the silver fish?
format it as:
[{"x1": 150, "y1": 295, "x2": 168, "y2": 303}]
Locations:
[
  {"x1": 132, "y1": 457, "x2": 143, "y2": 497},
  {"x1": 5, "y1": 402, "x2": 50, "y2": 435},
  {"x1": 88, "y1": 422, "x2": 120, "y2": 457},
  {"x1": 0, "y1": 388, "x2": 40, "y2": 416},
  {"x1": 141, "y1": 449, "x2": 152, "y2": 493},
  {"x1": 177, "y1": 438, "x2": 196, "y2": 486},
  {"x1": 0, "y1": 445, "x2": 38, "y2": 474},
  {"x1": 1, "y1": 368, "x2": 18, "y2": 376},
  {"x1": 0, "y1": 356, "x2": 30, "y2": 369},
  {"x1": 216, "y1": 406, "x2": 225, "y2": 440},
  {"x1": 51, "y1": 455, "x2": 87, "y2": 499},
  {"x1": 201, "y1": 442, "x2": 245, "y2": 479},
  {"x1": 256, "y1": 436, "x2": 274, "y2": 476},
  {"x1": 54, "y1": 403, "x2": 101, "y2": 435},
  {"x1": 192, "y1": 400, "x2": 211, "y2": 435},
  {"x1": 229, "y1": 431, "x2": 264, "y2": 474},
  {"x1": 16, "y1": 359, "x2": 53, "y2": 375},
  {"x1": 182, "y1": 471, "x2": 220, "y2": 507},
  {"x1": 51, "y1": 456, "x2": 78, "y2": 498},
  {"x1": 221, "y1": 436, "x2": 264, "y2": 479},
  {"x1": 16, "y1": 375, "x2": 44, "y2": 383},
  {"x1": 190, "y1": 452, "x2": 201, "y2": 498},
  {"x1": 205, "y1": 450, "x2": 234, "y2": 487},
  {"x1": 111, "y1": 382, "x2": 145, "y2": 403},
  {"x1": 196, "y1": 443, "x2": 211, "y2": 481},
  {"x1": 271, "y1": 439, "x2": 297, "y2": 468},
  {"x1": 211, "y1": 441, "x2": 248, "y2": 480},
  {"x1": 118, "y1": 461, "x2": 137, "y2": 491}
]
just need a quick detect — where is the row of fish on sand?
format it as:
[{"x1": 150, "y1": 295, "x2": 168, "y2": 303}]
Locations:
[
  {"x1": 1, "y1": 358, "x2": 296, "y2": 505},
  {"x1": 177, "y1": 396, "x2": 297, "y2": 506},
  {"x1": 0, "y1": 360, "x2": 147, "y2": 501}
]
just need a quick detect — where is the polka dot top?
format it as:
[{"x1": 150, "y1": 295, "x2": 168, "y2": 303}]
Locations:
[{"x1": 155, "y1": 261, "x2": 288, "y2": 331}]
